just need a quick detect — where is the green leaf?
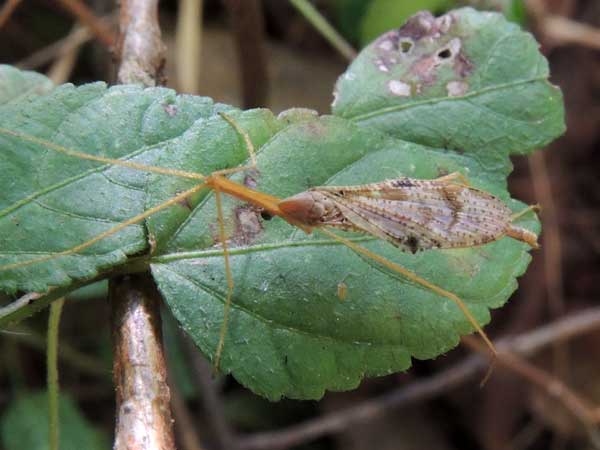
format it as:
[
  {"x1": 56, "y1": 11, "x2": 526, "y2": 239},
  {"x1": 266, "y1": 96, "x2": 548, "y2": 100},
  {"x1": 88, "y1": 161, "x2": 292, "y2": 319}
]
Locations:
[
  {"x1": 333, "y1": 7, "x2": 564, "y2": 159},
  {"x1": 0, "y1": 8, "x2": 564, "y2": 400},
  {"x1": 360, "y1": 0, "x2": 454, "y2": 46},
  {"x1": 0, "y1": 391, "x2": 108, "y2": 450},
  {"x1": 0, "y1": 65, "x2": 54, "y2": 104}
]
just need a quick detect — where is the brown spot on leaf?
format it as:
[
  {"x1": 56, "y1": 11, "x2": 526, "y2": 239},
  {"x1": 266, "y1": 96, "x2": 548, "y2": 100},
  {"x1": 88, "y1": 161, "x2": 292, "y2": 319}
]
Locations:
[
  {"x1": 163, "y1": 103, "x2": 178, "y2": 117},
  {"x1": 304, "y1": 121, "x2": 327, "y2": 137},
  {"x1": 454, "y1": 51, "x2": 474, "y2": 78},
  {"x1": 177, "y1": 196, "x2": 193, "y2": 210},
  {"x1": 244, "y1": 172, "x2": 259, "y2": 189},
  {"x1": 397, "y1": 11, "x2": 437, "y2": 40},
  {"x1": 232, "y1": 205, "x2": 264, "y2": 245}
]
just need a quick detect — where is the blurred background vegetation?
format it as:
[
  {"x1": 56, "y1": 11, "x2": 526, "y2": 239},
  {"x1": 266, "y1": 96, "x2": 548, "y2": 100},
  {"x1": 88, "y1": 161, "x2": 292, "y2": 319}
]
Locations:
[{"x1": 0, "y1": 0, "x2": 599, "y2": 449}]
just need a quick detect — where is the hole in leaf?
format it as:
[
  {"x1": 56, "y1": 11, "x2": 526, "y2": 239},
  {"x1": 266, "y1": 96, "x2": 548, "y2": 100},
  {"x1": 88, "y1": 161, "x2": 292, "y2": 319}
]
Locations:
[
  {"x1": 261, "y1": 210, "x2": 273, "y2": 221},
  {"x1": 400, "y1": 40, "x2": 413, "y2": 53},
  {"x1": 438, "y1": 49, "x2": 452, "y2": 59}
]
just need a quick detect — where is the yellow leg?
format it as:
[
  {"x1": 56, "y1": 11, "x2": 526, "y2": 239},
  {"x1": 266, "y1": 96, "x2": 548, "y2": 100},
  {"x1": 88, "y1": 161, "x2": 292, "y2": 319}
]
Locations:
[
  {"x1": 0, "y1": 183, "x2": 208, "y2": 272},
  {"x1": 219, "y1": 112, "x2": 257, "y2": 166},
  {"x1": 511, "y1": 204, "x2": 541, "y2": 222},
  {"x1": 317, "y1": 228, "x2": 498, "y2": 359},
  {"x1": 434, "y1": 171, "x2": 471, "y2": 186},
  {"x1": 212, "y1": 187, "x2": 235, "y2": 374},
  {"x1": 211, "y1": 112, "x2": 261, "y2": 373}
]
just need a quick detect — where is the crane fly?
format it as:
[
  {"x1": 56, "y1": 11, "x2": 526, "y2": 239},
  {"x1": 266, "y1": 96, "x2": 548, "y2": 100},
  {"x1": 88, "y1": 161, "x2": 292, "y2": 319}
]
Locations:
[{"x1": 0, "y1": 113, "x2": 539, "y2": 375}]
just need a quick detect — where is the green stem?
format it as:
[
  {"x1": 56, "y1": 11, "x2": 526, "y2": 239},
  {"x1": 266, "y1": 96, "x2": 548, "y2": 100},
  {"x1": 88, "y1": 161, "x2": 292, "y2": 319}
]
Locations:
[
  {"x1": 47, "y1": 297, "x2": 65, "y2": 450},
  {"x1": 288, "y1": 0, "x2": 357, "y2": 61}
]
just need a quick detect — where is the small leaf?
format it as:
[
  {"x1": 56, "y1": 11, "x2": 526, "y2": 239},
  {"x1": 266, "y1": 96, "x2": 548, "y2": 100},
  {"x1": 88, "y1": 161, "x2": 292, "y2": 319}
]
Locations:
[
  {"x1": 0, "y1": 391, "x2": 108, "y2": 450},
  {"x1": 333, "y1": 8, "x2": 565, "y2": 158}
]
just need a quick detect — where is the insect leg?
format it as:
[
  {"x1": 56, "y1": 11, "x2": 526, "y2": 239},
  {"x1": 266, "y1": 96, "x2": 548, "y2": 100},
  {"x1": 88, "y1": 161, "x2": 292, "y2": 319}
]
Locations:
[
  {"x1": 212, "y1": 187, "x2": 235, "y2": 374},
  {"x1": 0, "y1": 183, "x2": 208, "y2": 272},
  {"x1": 511, "y1": 204, "x2": 541, "y2": 221},
  {"x1": 433, "y1": 171, "x2": 471, "y2": 186},
  {"x1": 216, "y1": 112, "x2": 258, "y2": 176},
  {"x1": 506, "y1": 204, "x2": 541, "y2": 249},
  {"x1": 317, "y1": 228, "x2": 498, "y2": 357}
]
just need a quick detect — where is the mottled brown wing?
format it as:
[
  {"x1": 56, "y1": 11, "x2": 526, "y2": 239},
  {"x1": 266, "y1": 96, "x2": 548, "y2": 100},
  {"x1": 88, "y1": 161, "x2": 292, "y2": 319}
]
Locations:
[{"x1": 315, "y1": 178, "x2": 513, "y2": 253}]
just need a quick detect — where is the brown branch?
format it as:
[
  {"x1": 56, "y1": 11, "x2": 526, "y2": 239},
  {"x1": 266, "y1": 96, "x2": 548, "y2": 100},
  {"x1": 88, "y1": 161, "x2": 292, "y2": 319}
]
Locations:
[
  {"x1": 237, "y1": 308, "x2": 600, "y2": 450},
  {"x1": 110, "y1": 275, "x2": 175, "y2": 450},
  {"x1": 175, "y1": 0, "x2": 203, "y2": 94},
  {"x1": 185, "y1": 338, "x2": 236, "y2": 450},
  {"x1": 117, "y1": 0, "x2": 166, "y2": 85},
  {"x1": 17, "y1": 15, "x2": 116, "y2": 71},
  {"x1": 47, "y1": 26, "x2": 81, "y2": 84},
  {"x1": 222, "y1": 0, "x2": 269, "y2": 108},
  {"x1": 528, "y1": 152, "x2": 570, "y2": 381},
  {"x1": 56, "y1": 0, "x2": 116, "y2": 49},
  {"x1": 464, "y1": 336, "x2": 600, "y2": 431},
  {"x1": 0, "y1": 0, "x2": 22, "y2": 31},
  {"x1": 17, "y1": 25, "x2": 93, "y2": 70},
  {"x1": 540, "y1": 15, "x2": 600, "y2": 51},
  {"x1": 526, "y1": 0, "x2": 600, "y2": 50},
  {"x1": 169, "y1": 379, "x2": 206, "y2": 450},
  {"x1": 110, "y1": 3, "x2": 172, "y2": 448}
]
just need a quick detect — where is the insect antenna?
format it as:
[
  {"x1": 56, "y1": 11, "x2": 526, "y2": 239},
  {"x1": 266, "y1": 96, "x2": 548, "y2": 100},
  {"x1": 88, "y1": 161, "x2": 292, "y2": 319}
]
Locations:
[{"x1": 0, "y1": 127, "x2": 206, "y2": 181}]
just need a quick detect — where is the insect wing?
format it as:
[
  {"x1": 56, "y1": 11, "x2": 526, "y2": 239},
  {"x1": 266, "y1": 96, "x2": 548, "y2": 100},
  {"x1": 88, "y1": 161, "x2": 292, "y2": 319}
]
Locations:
[{"x1": 316, "y1": 178, "x2": 513, "y2": 252}]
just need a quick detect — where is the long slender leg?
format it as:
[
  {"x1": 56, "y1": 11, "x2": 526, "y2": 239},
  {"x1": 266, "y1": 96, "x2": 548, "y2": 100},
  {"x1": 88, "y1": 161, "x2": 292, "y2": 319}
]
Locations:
[
  {"x1": 0, "y1": 183, "x2": 208, "y2": 272},
  {"x1": 317, "y1": 227, "x2": 498, "y2": 357},
  {"x1": 511, "y1": 204, "x2": 541, "y2": 221},
  {"x1": 0, "y1": 127, "x2": 205, "y2": 180},
  {"x1": 219, "y1": 112, "x2": 257, "y2": 166},
  {"x1": 212, "y1": 187, "x2": 235, "y2": 373},
  {"x1": 434, "y1": 171, "x2": 470, "y2": 186},
  {"x1": 506, "y1": 205, "x2": 541, "y2": 249},
  {"x1": 210, "y1": 113, "x2": 260, "y2": 372},
  {"x1": 0, "y1": 113, "x2": 259, "y2": 274}
]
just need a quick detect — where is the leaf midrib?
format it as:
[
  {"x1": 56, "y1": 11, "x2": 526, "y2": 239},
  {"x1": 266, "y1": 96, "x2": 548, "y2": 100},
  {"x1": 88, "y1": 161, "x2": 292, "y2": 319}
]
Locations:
[{"x1": 347, "y1": 77, "x2": 547, "y2": 122}]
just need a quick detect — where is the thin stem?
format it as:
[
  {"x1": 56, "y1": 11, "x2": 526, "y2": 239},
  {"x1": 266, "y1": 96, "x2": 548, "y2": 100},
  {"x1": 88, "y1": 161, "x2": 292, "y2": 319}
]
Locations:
[
  {"x1": 0, "y1": 0, "x2": 22, "y2": 31},
  {"x1": 110, "y1": 1, "x2": 175, "y2": 449},
  {"x1": 529, "y1": 151, "x2": 569, "y2": 379},
  {"x1": 288, "y1": 0, "x2": 356, "y2": 61},
  {"x1": 110, "y1": 275, "x2": 176, "y2": 450},
  {"x1": 222, "y1": 0, "x2": 269, "y2": 107},
  {"x1": 7, "y1": 324, "x2": 109, "y2": 377},
  {"x1": 47, "y1": 298, "x2": 66, "y2": 450},
  {"x1": 56, "y1": 0, "x2": 116, "y2": 49},
  {"x1": 175, "y1": 0, "x2": 203, "y2": 94},
  {"x1": 237, "y1": 308, "x2": 600, "y2": 450}
]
